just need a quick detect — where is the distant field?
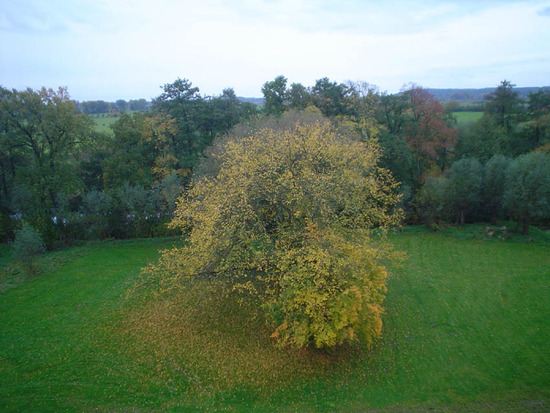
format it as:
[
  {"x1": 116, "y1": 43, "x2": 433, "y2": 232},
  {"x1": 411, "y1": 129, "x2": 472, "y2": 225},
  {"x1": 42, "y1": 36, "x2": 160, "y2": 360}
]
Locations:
[
  {"x1": 1, "y1": 227, "x2": 549, "y2": 411},
  {"x1": 89, "y1": 114, "x2": 118, "y2": 135},
  {"x1": 453, "y1": 111, "x2": 484, "y2": 126}
]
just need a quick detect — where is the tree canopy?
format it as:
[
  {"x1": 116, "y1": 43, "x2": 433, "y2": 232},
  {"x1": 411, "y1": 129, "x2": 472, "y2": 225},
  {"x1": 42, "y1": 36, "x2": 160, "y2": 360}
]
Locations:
[{"x1": 147, "y1": 118, "x2": 402, "y2": 349}]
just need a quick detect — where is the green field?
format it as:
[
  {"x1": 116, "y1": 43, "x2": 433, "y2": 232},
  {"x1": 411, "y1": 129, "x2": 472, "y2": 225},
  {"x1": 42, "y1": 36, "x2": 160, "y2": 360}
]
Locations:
[
  {"x1": 453, "y1": 111, "x2": 484, "y2": 126},
  {"x1": 1, "y1": 229, "x2": 549, "y2": 411},
  {"x1": 89, "y1": 114, "x2": 118, "y2": 135}
]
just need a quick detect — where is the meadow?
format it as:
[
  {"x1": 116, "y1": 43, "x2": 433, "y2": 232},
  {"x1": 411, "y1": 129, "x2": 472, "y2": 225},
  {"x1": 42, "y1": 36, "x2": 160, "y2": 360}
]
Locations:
[
  {"x1": 0, "y1": 227, "x2": 549, "y2": 411},
  {"x1": 453, "y1": 111, "x2": 484, "y2": 126},
  {"x1": 89, "y1": 114, "x2": 118, "y2": 135}
]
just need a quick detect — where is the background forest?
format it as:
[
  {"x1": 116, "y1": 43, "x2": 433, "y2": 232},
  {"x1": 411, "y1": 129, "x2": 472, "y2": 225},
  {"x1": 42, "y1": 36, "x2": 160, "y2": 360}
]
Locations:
[{"x1": 1, "y1": 77, "x2": 549, "y2": 249}]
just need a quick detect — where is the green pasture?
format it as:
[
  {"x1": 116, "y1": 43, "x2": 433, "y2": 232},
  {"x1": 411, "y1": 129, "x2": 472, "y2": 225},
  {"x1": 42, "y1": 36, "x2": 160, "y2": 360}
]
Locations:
[
  {"x1": 1, "y1": 228, "x2": 549, "y2": 411},
  {"x1": 89, "y1": 114, "x2": 118, "y2": 135},
  {"x1": 453, "y1": 111, "x2": 484, "y2": 126}
]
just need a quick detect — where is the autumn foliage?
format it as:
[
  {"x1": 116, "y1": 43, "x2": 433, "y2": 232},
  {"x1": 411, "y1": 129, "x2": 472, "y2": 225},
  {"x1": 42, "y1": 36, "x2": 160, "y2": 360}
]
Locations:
[{"x1": 146, "y1": 120, "x2": 402, "y2": 349}]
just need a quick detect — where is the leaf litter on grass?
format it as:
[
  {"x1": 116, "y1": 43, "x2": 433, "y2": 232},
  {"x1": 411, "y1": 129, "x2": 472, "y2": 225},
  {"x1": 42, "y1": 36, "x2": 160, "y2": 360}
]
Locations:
[{"x1": 117, "y1": 278, "x2": 371, "y2": 401}]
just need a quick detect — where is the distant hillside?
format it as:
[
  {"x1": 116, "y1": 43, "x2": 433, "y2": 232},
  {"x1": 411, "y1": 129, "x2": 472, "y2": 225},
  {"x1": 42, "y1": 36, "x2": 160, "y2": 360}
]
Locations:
[
  {"x1": 426, "y1": 86, "x2": 550, "y2": 102},
  {"x1": 238, "y1": 96, "x2": 264, "y2": 106}
]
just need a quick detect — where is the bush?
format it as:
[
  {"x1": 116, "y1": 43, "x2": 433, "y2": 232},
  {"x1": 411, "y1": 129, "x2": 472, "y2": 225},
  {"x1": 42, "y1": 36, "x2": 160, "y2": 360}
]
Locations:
[{"x1": 12, "y1": 223, "x2": 46, "y2": 273}]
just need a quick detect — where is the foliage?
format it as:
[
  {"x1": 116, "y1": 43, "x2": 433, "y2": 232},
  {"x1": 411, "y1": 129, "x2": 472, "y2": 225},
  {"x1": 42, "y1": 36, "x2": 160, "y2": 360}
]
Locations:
[
  {"x1": 152, "y1": 78, "x2": 253, "y2": 180},
  {"x1": 0, "y1": 86, "x2": 92, "y2": 222},
  {"x1": 80, "y1": 190, "x2": 114, "y2": 239},
  {"x1": 148, "y1": 121, "x2": 402, "y2": 349},
  {"x1": 287, "y1": 82, "x2": 311, "y2": 110},
  {"x1": 484, "y1": 154, "x2": 511, "y2": 224},
  {"x1": 457, "y1": 81, "x2": 535, "y2": 160},
  {"x1": 416, "y1": 175, "x2": 450, "y2": 227},
  {"x1": 311, "y1": 77, "x2": 353, "y2": 118},
  {"x1": 524, "y1": 89, "x2": 550, "y2": 150},
  {"x1": 3, "y1": 78, "x2": 550, "y2": 247},
  {"x1": 402, "y1": 85, "x2": 458, "y2": 182},
  {"x1": 375, "y1": 86, "x2": 457, "y2": 191},
  {"x1": 262, "y1": 75, "x2": 288, "y2": 116},
  {"x1": 484, "y1": 80, "x2": 523, "y2": 134},
  {"x1": 455, "y1": 114, "x2": 508, "y2": 162},
  {"x1": 445, "y1": 158, "x2": 483, "y2": 225},
  {"x1": 11, "y1": 222, "x2": 46, "y2": 273},
  {"x1": 102, "y1": 112, "x2": 156, "y2": 189},
  {"x1": 0, "y1": 211, "x2": 16, "y2": 242},
  {"x1": 503, "y1": 151, "x2": 550, "y2": 234}
]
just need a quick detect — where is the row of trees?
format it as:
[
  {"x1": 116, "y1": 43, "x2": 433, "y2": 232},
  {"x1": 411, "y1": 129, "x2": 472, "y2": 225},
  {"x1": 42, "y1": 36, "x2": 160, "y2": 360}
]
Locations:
[
  {"x1": 146, "y1": 79, "x2": 549, "y2": 350},
  {"x1": 259, "y1": 77, "x2": 550, "y2": 231},
  {"x1": 420, "y1": 153, "x2": 550, "y2": 234},
  {"x1": 0, "y1": 81, "x2": 257, "y2": 246},
  {"x1": 77, "y1": 98, "x2": 148, "y2": 114},
  {"x1": 1, "y1": 77, "x2": 549, "y2": 246},
  {"x1": 456, "y1": 80, "x2": 550, "y2": 161}
]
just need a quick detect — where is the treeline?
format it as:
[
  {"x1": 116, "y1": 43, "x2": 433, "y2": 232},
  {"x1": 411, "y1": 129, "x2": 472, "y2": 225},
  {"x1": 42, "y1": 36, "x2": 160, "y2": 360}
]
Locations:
[
  {"x1": 1, "y1": 77, "x2": 549, "y2": 247},
  {"x1": 426, "y1": 86, "x2": 550, "y2": 103},
  {"x1": 259, "y1": 77, "x2": 550, "y2": 233},
  {"x1": 76, "y1": 98, "x2": 148, "y2": 115},
  {"x1": 0, "y1": 81, "x2": 257, "y2": 246}
]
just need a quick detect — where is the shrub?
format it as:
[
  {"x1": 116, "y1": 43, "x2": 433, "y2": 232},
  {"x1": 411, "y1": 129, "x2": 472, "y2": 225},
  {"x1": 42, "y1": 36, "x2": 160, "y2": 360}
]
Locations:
[{"x1": 12, "y1": 223, "x2": 46, "y2": 273}]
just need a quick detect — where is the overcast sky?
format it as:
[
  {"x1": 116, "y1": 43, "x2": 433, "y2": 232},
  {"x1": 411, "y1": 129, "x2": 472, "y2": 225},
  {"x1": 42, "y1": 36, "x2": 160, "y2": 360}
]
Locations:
[{"x1": 1, "y1": 0, "x2": 549, "y2": 101}]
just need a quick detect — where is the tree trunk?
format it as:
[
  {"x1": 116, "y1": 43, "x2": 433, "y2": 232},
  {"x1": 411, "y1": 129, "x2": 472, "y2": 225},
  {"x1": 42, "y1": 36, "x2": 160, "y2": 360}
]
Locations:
[
  {"x1": 490, "y1": 209, "x2": 497, "y2": 225},
  {"x1": 522, "y1": 221, "x2": 529, "y2": 235},
  {"x1": 459, "y1": 209, "x2": 465, "y2": 226}
]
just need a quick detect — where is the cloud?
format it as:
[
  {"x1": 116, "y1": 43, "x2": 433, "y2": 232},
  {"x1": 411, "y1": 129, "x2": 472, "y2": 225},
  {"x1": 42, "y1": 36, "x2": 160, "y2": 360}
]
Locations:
[
  {"x1": 1, "y1": 0, "x2": 549, "y2": 100},
  {"x1": 538, "y1": 6, "x2": 550, "y2": 15}
]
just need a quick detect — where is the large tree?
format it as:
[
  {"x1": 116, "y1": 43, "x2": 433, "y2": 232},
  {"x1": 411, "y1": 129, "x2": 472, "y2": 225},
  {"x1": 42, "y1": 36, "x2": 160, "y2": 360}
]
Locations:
[
  {"x1": 0, "y1": 86, "x2": 92, "y2": 220},
  {"x1": 261, "y1": 75, "x2": 288, "y2": 116},
  {"x1": 287, "y1": 82, "x2": 311, "y2": 110},
  {"x1": 147, "y1": 120, "x2": 402, "y2": 349},
  {"x1": 403, "y1": 86, "x2": 458, "y2": 184},
  {"x1": 484, "y1": 80, "x2": 523, "y2": 135},
  {"x1": 152, "y1": 78, "x2": 251, "y2": 179},
  {"x1": 311, "y1": 77, "x2": 352, "y2": 118},
  {"x1": 445, "y1": 158, "x2": 483, "y2": 225}
]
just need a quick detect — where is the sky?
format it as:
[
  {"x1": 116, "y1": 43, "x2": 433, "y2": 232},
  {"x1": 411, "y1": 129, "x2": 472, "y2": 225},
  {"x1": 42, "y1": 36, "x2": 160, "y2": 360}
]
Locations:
[{"x1": 1, "y1": 0, "x2": 549, "y2": 101}]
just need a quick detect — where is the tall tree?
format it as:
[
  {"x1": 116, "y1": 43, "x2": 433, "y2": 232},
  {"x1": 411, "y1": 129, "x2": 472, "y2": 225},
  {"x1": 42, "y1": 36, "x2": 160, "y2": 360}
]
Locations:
[
  {"x1": 403, "y1": 86, "x2": 458, "y2": 185},
  {"x1": 311, "y1": 77, "x2": 351, "y2": 118},
  {"x1": 445, "y1": 158, "x2": 483, "y2": 225},
  {"x1": 0, "y1": 86, "x2": 92, "y2": 217},
  {"x1": 102, "y1": 112, "x2": 155, "y2": 189},
  {"x1": 344, "y1": 81, "x2": 380, "y2": 140},
  {"x1": 484, "y1": 80, "x2": 523, "y2": 134},
  {"x1": 376, "y1": 93, "x2": 409, "y2": 136},
  {"x1": 262, "y1": 75, "x2": 288, "y2": 116},
  {"x1": 287, "y1": 82, "x2": 311, "y2": 110},
  {"x1": 152, "y1": 78, "x2": 206, "y2": 175}
]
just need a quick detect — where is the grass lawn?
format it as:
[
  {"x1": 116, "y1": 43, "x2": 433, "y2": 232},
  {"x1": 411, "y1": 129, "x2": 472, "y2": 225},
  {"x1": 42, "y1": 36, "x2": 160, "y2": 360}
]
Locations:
[{"x1": 1, "y1": 228, "x2": 549, "y2": 411}]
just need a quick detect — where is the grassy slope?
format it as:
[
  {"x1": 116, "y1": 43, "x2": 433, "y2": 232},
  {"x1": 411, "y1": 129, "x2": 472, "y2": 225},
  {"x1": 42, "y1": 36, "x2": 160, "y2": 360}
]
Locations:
[{"x1": 0, "y1": 231, "x2": 549, "y2": 411}]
